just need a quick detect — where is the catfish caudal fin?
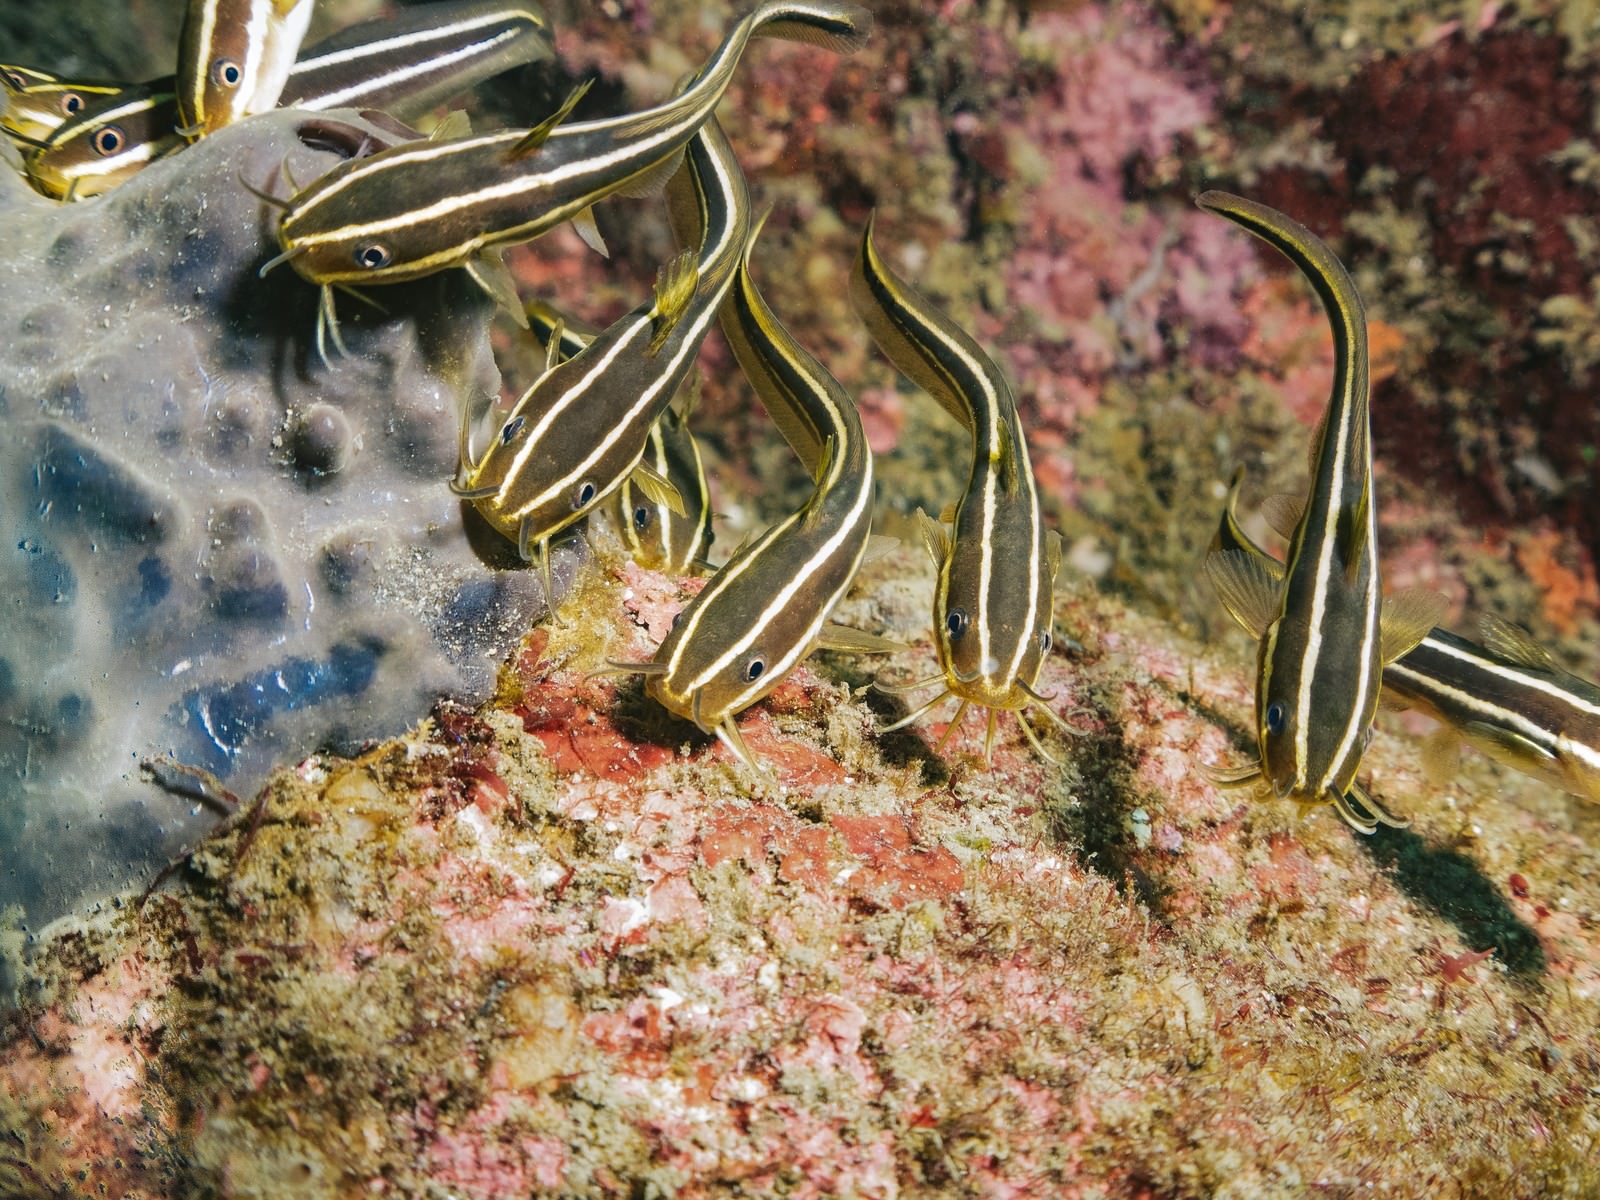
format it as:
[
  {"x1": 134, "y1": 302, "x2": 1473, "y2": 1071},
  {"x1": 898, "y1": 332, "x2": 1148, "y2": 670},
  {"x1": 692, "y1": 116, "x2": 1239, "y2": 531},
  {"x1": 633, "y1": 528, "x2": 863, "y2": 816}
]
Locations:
[
  {"x1": 649, "y1": 249, "x2": 700, "y2": 354},
  {"x1": 1204, "y1": 547, "x2": 1281, "y2": 640},
  {"x1": 508, "y1": 77, "x2": 592, "y2": 158},
  {"x1": 1377, "y1": 588, "x2": 1447, "y2": 664},
  {"x1": 749, "y1": 0, "x2": 873, "y2": 54}
]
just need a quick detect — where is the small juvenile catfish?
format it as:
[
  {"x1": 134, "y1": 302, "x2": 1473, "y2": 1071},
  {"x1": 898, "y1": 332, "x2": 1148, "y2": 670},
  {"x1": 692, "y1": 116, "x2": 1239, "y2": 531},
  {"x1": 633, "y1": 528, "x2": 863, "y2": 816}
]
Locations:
[
  {"x1": 27, "y1": 1, "x2": 554, "y2": 202},
  {"x1": 177, "y1": 0, "x2": 315, "y2": 140},
  {"x1": 1386, "y1": 617, "x2": 1600, "y2": 806},
  {"x1": 1211, "y1": 469, "x2": 1597, "y2": 813},
  {"x1": 603, "y1": 212, "x2": 893, "y2": 768},
  {"x1": 524, "y1": 299, "x2": 714, "y2": 575},
  {"x1": 2, "y1": 76, "x2": 125, "y2": 144},
  {"x1": 849, "y1": 215, "x2": 1072, "y2": 764},
  {"x1": 269, "y1": 0, "x2": 869, "y2": 346},
  {"x1": 452, "y1": 116, "x2": 752, "y2": 604},
  {"x1": 1199, "y1": 192, "x2": 1441, "y2": 832}
]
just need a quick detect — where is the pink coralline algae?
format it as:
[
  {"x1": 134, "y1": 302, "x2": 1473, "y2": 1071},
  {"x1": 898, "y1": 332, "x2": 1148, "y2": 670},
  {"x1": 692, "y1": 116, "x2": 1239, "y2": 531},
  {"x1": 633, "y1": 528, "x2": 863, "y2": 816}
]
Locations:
[{"x1": 5, "y1": 561, "x2": 1600, "y2": 1197}]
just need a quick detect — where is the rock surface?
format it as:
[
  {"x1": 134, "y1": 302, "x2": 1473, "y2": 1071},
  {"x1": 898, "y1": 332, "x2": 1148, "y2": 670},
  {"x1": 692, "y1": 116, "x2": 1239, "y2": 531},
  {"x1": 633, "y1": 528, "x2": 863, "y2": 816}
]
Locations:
[
  {"x1": 1, "y1": 558, "x2": 1597, "y2": 1197},
  {"x1": 0, "y1": 109, "x2": 576, "y2": 926}
]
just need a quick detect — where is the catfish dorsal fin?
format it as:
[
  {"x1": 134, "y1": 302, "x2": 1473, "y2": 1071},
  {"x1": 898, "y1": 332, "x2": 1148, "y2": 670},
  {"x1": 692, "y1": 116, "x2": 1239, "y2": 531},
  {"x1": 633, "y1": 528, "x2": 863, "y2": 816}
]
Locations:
[
  {"x1": 508, "y1": 78, "x2": 592, "y2": 159},
  {"x1": 1339, "y1": 478, "x2": 1370, "y2": 582},
  {"x1": 993, "y1": 418, "x2": 1020, "y2": 493},
  {"x1": 797, "y1": 436, "x2": 837, "y2": 532},
  {"x1": 1479, "y1": 613, "x2": 1559, "y2": 671},
  {"x1": 812, "y1": 434, "x2": 836, "y2": 488},
  {"x1": 649, "y1": 249, "x2": 699, "y2": 355}
]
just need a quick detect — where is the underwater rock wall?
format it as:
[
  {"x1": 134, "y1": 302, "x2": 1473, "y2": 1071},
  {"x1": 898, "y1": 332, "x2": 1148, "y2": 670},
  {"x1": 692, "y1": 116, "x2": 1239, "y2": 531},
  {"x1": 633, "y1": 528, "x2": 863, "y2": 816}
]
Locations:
[{"x1": 0, "y1": 109, "x2": 574, "y2": 927}]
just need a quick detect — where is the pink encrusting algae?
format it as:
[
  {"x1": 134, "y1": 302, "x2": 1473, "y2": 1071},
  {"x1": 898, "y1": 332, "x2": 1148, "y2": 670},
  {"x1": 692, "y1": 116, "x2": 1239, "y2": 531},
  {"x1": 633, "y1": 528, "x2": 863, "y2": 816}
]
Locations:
[
  {"x1": 4, "y1": 558, "x2": 1600, "y2": 1196},
  {"x1": 6, "y1": 0, "x2": 1600, "y2": 1194}
]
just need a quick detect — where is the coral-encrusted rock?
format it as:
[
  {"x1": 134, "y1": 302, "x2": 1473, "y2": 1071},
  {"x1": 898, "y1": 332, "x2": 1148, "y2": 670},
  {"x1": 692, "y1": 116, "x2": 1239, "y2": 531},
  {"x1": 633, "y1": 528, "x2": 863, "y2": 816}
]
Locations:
[
  {"x1": 0, "y1": 110, "x2": 579, "y2": 927},
  {"x1": 2, "y1": 558, "x2": 1598, "y2": 1197}
]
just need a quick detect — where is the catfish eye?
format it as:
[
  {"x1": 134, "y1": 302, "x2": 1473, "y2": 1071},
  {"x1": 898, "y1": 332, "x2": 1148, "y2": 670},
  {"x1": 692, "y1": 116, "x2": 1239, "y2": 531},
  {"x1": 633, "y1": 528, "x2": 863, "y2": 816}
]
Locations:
[
  {"x1": 92, "y1": 125, "x2": 124, "y2": 156},
  {"x1": 573, "y1": 480, "x2": 597, "y2": 509},
  {"x1": 742, "y1": 656, "x2": 765, "y2": 683},
  {"x1": 1265, "y1": 702, "x2": 1287, "y2": 736},
  {"x1": 632, "y1": 505, "x2": 652, "y2": 532},
  {"x1": 670, "y1": 609, "x2": 684, "y2": 632},
  {"x1": 499, "y1": 415, "x2": 524, "y2": 445},
  {"x1": 60, "y1": 91, "x2": 84, "y2": 115},
  {"x1": 211, "y1": 58, "x2": 242, "y2": 89},
  {"x1": 945, "y1": 608, "x2": 970, "y2": 641},
  {"x1": 1040, "y1": 630, "x2": 1052, "y2": 654},
  {"x1": 354, "y1": 243, "x2": 391, "y2": 270},
  {"x1": 2, "y1": 71, "x2": 25, "y2": 90}
]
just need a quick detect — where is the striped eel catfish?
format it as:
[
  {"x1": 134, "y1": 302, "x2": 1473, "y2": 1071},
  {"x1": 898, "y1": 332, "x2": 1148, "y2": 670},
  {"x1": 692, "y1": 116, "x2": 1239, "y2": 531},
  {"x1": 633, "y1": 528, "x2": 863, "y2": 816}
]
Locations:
[
  {"x1": 604, "y1": 212, "x2": 892, "y2": 769},
  {"x1": 524, "y1": 299, "x2": 714, "y2": 574},
  {"x1": 1, "y1": 64, "x2": 62, "y2": 90},
  {"x1": 452, "y1": 115, "x2": 752, "y2": 602},
  {"x1": 1211, "y1": 471, "x2": 1600, "y2": 808},
  {"x1": 1199, "y1": 190, "x2": 1440, "y2": 831},
  {"x1": 26, "y1": 1, "x2": 555, "y2": 202},
  {"x1": 849, "y1": 215, "x2": 1072, "y2": 765},
  {"x1": 2, "y1": 77, "x2": 124, "y2": 144},
  {"x1": 268, "y1": 0, "x2": 870, "y2": 338},
  {"x1": 1386, "y1": 620, "x2": 1600, "y2": 805},
  {"x1": 176, "y1": 0, "x2": 315, "y2": 140}
]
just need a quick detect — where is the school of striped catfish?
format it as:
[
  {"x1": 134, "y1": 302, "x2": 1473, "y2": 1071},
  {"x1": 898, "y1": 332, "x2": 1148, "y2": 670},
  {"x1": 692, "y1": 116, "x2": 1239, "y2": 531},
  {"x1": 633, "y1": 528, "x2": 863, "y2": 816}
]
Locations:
[{"x1": 5, "y1": 0, "x2": 1597, "y2": 833}]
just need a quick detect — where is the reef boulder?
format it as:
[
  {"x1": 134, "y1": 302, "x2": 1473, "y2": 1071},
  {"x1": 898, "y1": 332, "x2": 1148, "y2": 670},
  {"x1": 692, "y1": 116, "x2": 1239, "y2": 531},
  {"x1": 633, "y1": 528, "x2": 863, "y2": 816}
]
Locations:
[{"x1": 0, "y1": 108, "x2": 575, "y2": 928}]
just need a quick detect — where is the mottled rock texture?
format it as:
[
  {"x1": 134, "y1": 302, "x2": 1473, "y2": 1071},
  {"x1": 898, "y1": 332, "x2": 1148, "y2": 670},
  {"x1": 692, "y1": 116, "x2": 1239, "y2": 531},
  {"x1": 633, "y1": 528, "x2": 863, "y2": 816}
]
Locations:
[
  {"x1": 0, "y1": 109, "x2": 578, "y2": 926},
  {"x1": 1, "y1": 560, "x2": 1597, "y2": 1198}
]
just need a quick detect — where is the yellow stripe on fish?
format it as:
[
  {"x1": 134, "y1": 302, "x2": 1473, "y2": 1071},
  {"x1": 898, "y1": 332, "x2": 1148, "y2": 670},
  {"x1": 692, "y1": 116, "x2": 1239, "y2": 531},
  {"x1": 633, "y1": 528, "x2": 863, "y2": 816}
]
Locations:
[
  {"x1": 604, "y1": 209, "x2": 892, "y2": 768},
  {"x1": 849, "y1": 214, "x2": 1071, "y2": 765},
  {"x1": 177, "y1": 0, "x2": 315, "y2": 140},
  {"x1": 26, "y1": 1, "x2": 553, "y2": 203},
  {"x1": 524, "y1": 298, "x2": 714, "y2": 575},
  {"x1": 268, "y1": 0, "x2": 869, "y2": 341},
  {"x1": 2, "y1": 78, "x2": 125, "y2": 144},
  {"x1": 1198, "y1": 192, "x2": 1443, "y2": 832},
  {"x1": 1211, "y1": 469, "x2": 1595, "y2": 810},
  {"x1": 452, "y1": 115, "x2": 752, "y2": 606}
]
